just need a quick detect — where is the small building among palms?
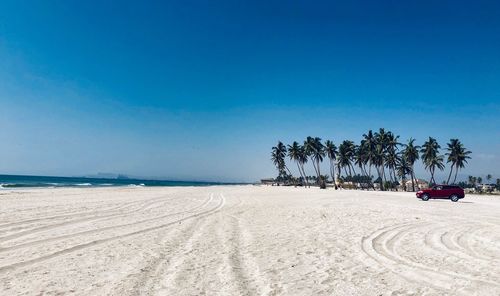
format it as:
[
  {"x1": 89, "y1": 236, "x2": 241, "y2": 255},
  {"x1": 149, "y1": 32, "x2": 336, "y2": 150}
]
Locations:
[
  {"x1": 481, "y1": 183, "x2": 496, "y2": 192},
  {"x1": 404, "y1": 178, "x2": 429, "y2": 191},
  {"x1": 260, "y1": 178, "x2": 276, "y2": 186}
]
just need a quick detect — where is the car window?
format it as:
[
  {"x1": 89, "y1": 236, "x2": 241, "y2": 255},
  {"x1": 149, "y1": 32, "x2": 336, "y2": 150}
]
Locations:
[{"x1": 435, "y1": 186, "x2": 442, "y2": 190}]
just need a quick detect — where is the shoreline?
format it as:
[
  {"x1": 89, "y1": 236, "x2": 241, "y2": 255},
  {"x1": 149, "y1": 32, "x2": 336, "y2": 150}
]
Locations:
[{"x1": 0, "y1": 173, "x2": 244, "y2": 190}]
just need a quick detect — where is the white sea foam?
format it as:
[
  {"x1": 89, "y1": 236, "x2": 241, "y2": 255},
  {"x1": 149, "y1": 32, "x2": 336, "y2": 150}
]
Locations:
[{"x1": 0, "y1": 183, "x2": 14, "y2": 189}]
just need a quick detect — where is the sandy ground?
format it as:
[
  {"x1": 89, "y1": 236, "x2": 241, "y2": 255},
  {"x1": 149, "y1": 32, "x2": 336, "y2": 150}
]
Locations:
[{"x1": 0, "y1": 186, "x2": 499, "y2": 296}]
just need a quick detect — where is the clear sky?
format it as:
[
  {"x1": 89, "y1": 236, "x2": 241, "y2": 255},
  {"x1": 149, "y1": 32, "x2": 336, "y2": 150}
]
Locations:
[{"x1": 0, "y1": 1, "x2": 499, "y2": 182}]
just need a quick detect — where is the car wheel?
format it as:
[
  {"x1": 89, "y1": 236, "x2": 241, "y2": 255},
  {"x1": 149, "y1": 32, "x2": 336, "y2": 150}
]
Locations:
[
  {"x1": 422, "y1": 194, "x2": 430, "y2": 201},
  {"x1": 450, "y1": 194, "x2": 459, "y2": 202}
]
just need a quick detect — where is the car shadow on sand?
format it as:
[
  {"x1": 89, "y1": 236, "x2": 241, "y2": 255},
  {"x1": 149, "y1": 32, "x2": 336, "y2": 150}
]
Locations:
[{"x1": 421, "y1": 200, "x2": 474, "y2": 204}]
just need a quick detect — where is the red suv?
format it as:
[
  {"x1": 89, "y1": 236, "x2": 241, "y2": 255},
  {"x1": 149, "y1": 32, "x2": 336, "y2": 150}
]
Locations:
[{"x1": 416, "y1": 185, "x2": 465, "y2": 202}]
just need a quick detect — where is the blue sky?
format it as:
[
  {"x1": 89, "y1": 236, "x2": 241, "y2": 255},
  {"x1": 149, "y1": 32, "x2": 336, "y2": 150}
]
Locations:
[{"x1": 0, "y1": 1, "x2": 499, "y2": 182}]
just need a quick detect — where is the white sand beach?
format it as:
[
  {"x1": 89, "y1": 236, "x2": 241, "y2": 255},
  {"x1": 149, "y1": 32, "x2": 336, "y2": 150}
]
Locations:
[{"x1": 0, "y1": 185, "x2": 499, "y2": 295}]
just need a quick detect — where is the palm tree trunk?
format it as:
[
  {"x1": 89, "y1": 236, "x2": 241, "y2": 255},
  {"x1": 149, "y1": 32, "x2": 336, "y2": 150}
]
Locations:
[
  {"x1": 390, "y1": 169, "x2": 396, "y2": 190},
  {"x1": 316, "y1": 159, "x2": 321, "y2": 177},
  {"x1": 350, "y1": 164, "x2": 357, "y2": 176},
  {"x1": 311, "y1": 161, "x2": 319, "y2": 180},
  {"x1": 382, "y1": 166, "x2": 387, "y2": 184},
  {"x1": 367, "y1": 163, "x2": 375, "y2": 190},
  {"x1": 337, "y1": 163, "x2": 342, "y2": 187},
  {"x1": 429, "y1": 167, "x2": 434, "y2": 184},
  {"x1": 446, "y1": 164, "x2": 454, "y2": 184},
  {"x1": 316, "y1": 159, "x2": 323, "y2": 187},
  {"x1": 330, "y1": 160, "x2": 338, "y2": 189},
  {"x1": 381, "y1": 159, "x2": 385, "y2": 181},
  {"x1": 453, "y1": 167, "x2": 459, "y2": 184},
  {"x1": 296, "y1": 162, "x2": 304, "y2": 186},
  {"x1": 357, "y1": 165, "x2": 364, "y2": 190},
  {"x1": 375, "y1": 166, "x2": 383, "y2": 191},
  {"x1": 329, "y1": 160, "x2": 334, "y2": 181},
  {"x1": 303, "y1": 167, "x2": 310, "y2": 187},
  {"x1": 364, "y1": 165, "x2": 371, "y2": 190},
  {"x1": 300, "y1": 164, "x2": 309, "y2": 187},
  {"x1": 411, "y1": 167, "x2": 415, "y2": 192}
]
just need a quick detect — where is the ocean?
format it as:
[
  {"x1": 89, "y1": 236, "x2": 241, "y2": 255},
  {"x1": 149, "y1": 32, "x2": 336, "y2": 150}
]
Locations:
[{"x1": 0, "y1": 174, "x2": 230, "y2": 189}]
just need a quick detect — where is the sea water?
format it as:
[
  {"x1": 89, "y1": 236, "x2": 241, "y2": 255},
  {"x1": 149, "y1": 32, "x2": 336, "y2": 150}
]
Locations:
[{"x1": 0, "y1": 174, "x2": 229, "y2": 189}]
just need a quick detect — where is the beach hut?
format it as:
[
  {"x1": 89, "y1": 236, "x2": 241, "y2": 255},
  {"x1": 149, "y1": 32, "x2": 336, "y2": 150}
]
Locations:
[{"x1": 260, "y1": 178, "x2": 276, "y2": 186}]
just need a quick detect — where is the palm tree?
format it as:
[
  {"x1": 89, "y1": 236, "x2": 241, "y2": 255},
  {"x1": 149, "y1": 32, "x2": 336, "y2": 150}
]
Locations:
[
  {"x1": 297, "y1": 145, "x2": 309, "y2": 187},
  {"x1": 385, "y1": 131, "x2": 400, "y2": 183},
  {"x1": 384, "y1": 149, "x2": 399, "y2": 184},
  {"x1": 374, "y1": 128, "x2": 390, "y2": 183},
  {"x1": 354, "y1": 144, "x2": 368, "y2": 177},
  {"x1": 486, "y1": 174, "x2": 492, "y2": 183},
  {"x1": 359, "y1": 140, "x2": 375, "y2": 189},
  {"x1": 362, "y1": 130, "x2": 377, "y2": 178},
  {"x1": 426, "y1": 155, "x2": 445, "y2": 185},
  {"x1": 396, "y1": 154, "x2": 412, "y2": 191},
  {"x1": 288, "y1": 142, "x2": 307, "y2": 186},
  {"x1": 403, "y1": 138, "x2": 420, "y2": 192},
  {"x1": 324, "y1": 140, "x2": 338, "y2": 189},
  {"x1": 304, "y1": 137, "x2": 315, "y2": 172},
  {"x1": 271, "y1": 144, "x2": 286, "y2": 178},
  {"x1": 421, "y1": 137, "x2": 444, "y2": 184},
  {"x1": 338, "y1": 140, "x2": 356, "y2": 178},
  {"x1": 271, "y1": 141, "x2": 293, "y2": 181},
  {"x1": 304, "y1": 137, "x2": 326, "y2": 188},
  {"x1": 468, "y1": 175, "x2": 475, "y2": 187},
  {"x1": 445, "y1": 139, "x2": 472, "y2": 184},
  {"x1": 372, "y1": 144, "x2": 385, "y2": 190},
  {"x1": 355, "y1": 143, "x2": 375, "y2": 190}
]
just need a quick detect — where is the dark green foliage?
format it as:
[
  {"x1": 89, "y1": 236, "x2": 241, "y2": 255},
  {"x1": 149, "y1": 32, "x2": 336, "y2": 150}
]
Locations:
[{"x1": 271, "y1": 133, "x2": 472, "y2": 191}]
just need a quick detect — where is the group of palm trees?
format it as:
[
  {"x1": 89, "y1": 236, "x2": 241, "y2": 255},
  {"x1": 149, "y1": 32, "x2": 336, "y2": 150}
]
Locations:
[
  {"x1": 271, "y1": 128, "x2": 472, "y2": 191},
  {"x1": 467, "y1": 174, "x2": 498, "y2": 187}
]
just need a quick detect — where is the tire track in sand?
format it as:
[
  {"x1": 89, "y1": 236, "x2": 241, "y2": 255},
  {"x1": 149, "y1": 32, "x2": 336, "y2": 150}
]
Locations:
[
  {"x1": 0, "y1": 194, "x2": 213, "y2": 253},
  {"x1": 222, "y1": 210, "x2": 271, "y2": 296},
  {"x1": 134, "y1": 193, "x2": 228, "y2": 295},
  {"x1": 135, "y1": 193, "x2": 270, "y2": 296},
  {"x1": 361, "y1": 222, "x2": 500, "y2": 295},
  {"x1": 133, "y1": 209, "x2": 214, "y2": 295},
  {"x1": 421, "y1": 225, "x2": 500, "y2": 283},
  {"x1": 454, "y1": 225, "x2": 500, "y2": 262},
  {"x1": 0, "y1": 195, "x2": 178, "y2": 244},
  {"x1": 0, "y1": 194, "x2": 174, "y2": 231},
  {"x1": 385, "y1": 223, "x2": 500, "y2": 286},
  {"x1": 157, "y1": 193, "x2": 269, "y2": 295},
  {"x1": 0, "y1": 193, "x2": 225, "y2": 274}
]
